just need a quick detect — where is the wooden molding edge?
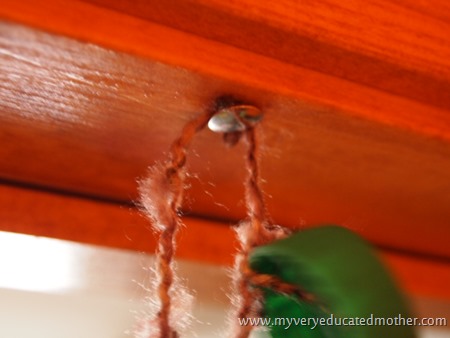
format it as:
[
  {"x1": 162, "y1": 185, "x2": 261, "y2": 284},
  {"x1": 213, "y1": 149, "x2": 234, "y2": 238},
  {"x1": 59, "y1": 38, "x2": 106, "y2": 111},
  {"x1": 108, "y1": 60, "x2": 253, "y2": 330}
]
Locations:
[{"x1": 0, "y1": 183, "x2": 448, "y2": 301}]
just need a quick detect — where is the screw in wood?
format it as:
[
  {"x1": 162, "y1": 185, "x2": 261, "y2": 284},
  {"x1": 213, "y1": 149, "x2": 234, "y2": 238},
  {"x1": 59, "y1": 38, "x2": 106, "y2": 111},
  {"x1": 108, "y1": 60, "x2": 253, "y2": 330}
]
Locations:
[{"x1": 208, "y1": 103, "x2": 263, "y2": 133}]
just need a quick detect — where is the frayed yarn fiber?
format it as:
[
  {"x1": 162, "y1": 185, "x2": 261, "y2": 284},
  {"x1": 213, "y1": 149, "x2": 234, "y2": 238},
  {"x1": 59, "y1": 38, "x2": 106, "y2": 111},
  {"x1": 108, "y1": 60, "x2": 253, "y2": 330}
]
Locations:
[
  {"x1": 135, "y1": 106, "x2": 290, "y2": 338},
  {"x1": 139, "y1": 164, "x2": 183, "y2": 232},
  {"x1": 134, "y1": 268, "x2": 195, "y2": 338}
]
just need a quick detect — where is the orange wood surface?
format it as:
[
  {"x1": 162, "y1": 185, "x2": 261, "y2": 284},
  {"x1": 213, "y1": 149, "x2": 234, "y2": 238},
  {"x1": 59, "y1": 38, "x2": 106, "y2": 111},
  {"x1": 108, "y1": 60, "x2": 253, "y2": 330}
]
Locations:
[
  {"x1": 1, "y1": 16, "x2": 449, "y2": 259},
  {"x1": 0, "y1": 183, "x2": 236, "y2": 266},
  {"x1": 83, "y1": 0, "x2": 450, "y2": 111},
  {"x1": 1, "y1": 0, "x2": 450, "y2": 141},
  {"x1": 0, "y1": 0, "x2": 449, "y2": 290},
  {"x1": 0, "y1": 183, "x2": 448, "y2": 301}
]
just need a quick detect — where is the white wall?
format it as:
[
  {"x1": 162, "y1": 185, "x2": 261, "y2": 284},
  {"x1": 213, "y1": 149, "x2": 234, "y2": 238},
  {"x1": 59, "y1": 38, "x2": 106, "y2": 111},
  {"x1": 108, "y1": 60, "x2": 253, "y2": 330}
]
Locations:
[{"x1": 0, "y1": 232, "x2": 448, "y2": 337}]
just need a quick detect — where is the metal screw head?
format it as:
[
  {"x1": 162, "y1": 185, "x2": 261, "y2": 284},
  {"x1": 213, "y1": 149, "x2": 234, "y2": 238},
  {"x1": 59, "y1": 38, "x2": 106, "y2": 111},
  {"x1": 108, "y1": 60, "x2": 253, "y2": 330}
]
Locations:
[{"x1": 208, "y1": 105, "x2": 263, "y2": 133}]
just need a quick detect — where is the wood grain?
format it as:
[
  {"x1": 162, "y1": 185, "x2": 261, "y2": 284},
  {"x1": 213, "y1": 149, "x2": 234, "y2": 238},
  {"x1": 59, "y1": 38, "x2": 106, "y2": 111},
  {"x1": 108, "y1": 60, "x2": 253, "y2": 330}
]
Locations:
[
  {"x1": 0, "y1": 18, "x2": 449, "y2": 260},
  {"x1": 0, "y1": 183, "x2": 448, "y2": 300},
  {"x1": 0, "y1": 0, "x2": 448, "y2": 307},
  {"x1": 1, "y1": 1, "x2": 450, "y2": 141},
  {"x1": 83, "y1": 0, "x2": 450, "y2": 111}
]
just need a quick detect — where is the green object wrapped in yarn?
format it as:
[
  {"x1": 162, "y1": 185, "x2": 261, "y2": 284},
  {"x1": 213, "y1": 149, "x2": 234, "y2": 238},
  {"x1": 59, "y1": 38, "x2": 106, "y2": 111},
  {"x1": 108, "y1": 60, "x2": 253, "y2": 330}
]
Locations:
[{"x1": 249, "y1": 225, "x2": 416, "y2": 338}]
